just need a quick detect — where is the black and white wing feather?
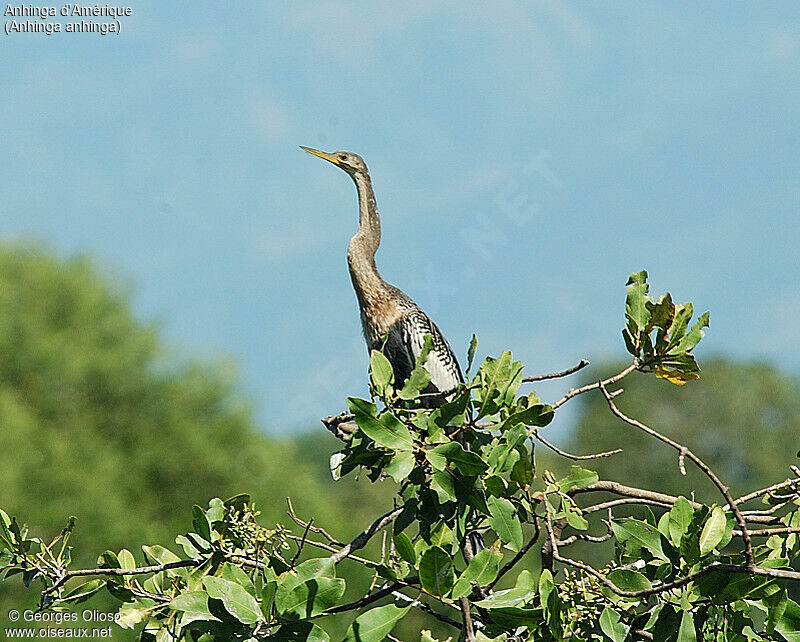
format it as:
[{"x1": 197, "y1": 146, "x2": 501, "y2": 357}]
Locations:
[{"x1": 380, "y1": 307, "x2": 463, "y2": 407}]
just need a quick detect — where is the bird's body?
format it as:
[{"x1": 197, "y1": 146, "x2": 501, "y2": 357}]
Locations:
[{"x1": 303, "y1": 146, "x2": 463, "y2": 406}]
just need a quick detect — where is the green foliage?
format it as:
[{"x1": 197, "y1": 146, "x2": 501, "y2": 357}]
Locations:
[
  {"x1": 623, "y1": 270, "x2": 709, "y2": 385},
  {"x1": 4, "y1": 261, "x2": 800, "y2": 641}
]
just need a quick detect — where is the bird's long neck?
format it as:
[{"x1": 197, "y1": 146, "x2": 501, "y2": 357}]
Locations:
[{"x1": 347, "y1": 171, "x2": 387, "y2": 308}]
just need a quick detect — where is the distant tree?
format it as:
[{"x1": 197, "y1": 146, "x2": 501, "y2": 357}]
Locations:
[{"x1": 0, "y1": 243, "x2": 383, "y2": 638}]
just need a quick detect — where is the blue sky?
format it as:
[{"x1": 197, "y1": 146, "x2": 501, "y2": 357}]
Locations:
[{"x1": 2, "y1": 2, "x2": 798, "y2": 435}]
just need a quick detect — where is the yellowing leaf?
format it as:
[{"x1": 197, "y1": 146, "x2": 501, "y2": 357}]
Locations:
[{"x1": 654, "y1": 366, "x2": 700, "y2": 386}]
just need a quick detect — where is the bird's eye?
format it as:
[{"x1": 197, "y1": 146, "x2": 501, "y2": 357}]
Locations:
[{"x1": 338, "y1": 154, "x2": 347, "y2": 161}]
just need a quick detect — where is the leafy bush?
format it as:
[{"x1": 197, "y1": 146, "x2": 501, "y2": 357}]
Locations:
[{"x1": 3, "y1": 270, "x2": 800, "y2": 641}]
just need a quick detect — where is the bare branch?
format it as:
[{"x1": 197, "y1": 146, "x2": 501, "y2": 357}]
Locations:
[
  {"x1": 533, "y1": 431, "x2": 622, "y2": 461},
  {"x1": 390, "y1": 590, "x2": 463, "y2": 629},
  {"x1": 552, "y1": 363, "x2": 637, "y2": 410},
  {"x1": 287, "y1": 497, "x2": 343, "y2": 545},
  {"x1": 523, "y1": 359, "x2": 590, "y2": 383},
  {"x1": 321, "y1": 412, "x2": 357, "y2": 441},
  {"x1": 571, "y1": 480, "x2": 701, "y2": 510},
  {"x1": 329, "y1": 506, "x2": 403, "y2": 564},
  {"x1": 598, "y1": 382, "x2": 755, "y2": 568},
  {"x1": 731, "y1": 476, "x2": 800, "y2": 508},
  {"x1": 459, "y1": 595, "x2": 476, "y2": 642}
]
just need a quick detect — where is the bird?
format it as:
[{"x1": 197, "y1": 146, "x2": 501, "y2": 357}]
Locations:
[{"x1": 301, "y1": 147, "x2": 464, "y2": 408}]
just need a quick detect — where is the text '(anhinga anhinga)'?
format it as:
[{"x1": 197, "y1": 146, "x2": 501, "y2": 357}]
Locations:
[{"x1": 301, "y1": 146, "x2": 463, "y2": 407}]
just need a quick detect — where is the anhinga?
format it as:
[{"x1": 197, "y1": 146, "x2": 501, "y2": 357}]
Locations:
[{"x1": 301, "y1": 147, "x2": 464, "y2": 407}]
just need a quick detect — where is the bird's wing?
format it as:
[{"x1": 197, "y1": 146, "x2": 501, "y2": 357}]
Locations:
[{"x1": 399, "y1": 308, "x2": 464, "y2": 394}]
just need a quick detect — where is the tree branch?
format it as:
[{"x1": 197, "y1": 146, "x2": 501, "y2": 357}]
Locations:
[
  {"x1": 533, "y1": 431, "x2": 622, "y2": 461},
  {"x1": 598, "y1": 382, "x2": 755, "y2": 568},
  {"x1": 329, "y1": 506, "x2": 404, "y2": 564},
  {"x1": 551, "y1": 363, "x2": 637, "y2": 410},
  {"x1": 522, "y1": 359, "x2": 590, "y2": 383}
]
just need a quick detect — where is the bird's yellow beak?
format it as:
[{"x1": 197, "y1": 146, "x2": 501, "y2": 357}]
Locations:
[{"x1": 300, "y1": 146, "x2": 341, "y2": 165}]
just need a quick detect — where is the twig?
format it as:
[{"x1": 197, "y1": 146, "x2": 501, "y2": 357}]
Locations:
[
  {"x1": 581, "y1": 497, "x2": 670, "y2": 514},
  {"x1": 522, "y1": 359, "x2": 590, "y2": 383},
  {"x1": 329, "y1": 506, "x2": 403, "y2": 564},
  {"x1": 558, "y1": 531, "x2": 613, "y2": 546},
  {"x1": 390, "y1": 590, "x2": 463, "y2": 629},
  {"x1": 324, "y1": 581, "x2": 405, "y2": 615},
  {"x1": 321, "y1": 412, "x2": 358, "y2": 441},
  {"x1": 290, "y1": 518, "x2": 313, "y2": 567},
  {"x1": 43, "y1": 559, "x2": 204, "y2": 595},
  {"x1": 598, "y1": 382, "x2": 755, "y2": 568},
  {"x1": 287, "y1": 498, "x2": 343, "y2": 545},
  {"x1": 284, "y1": 534, "x2": 376, "y2": 567},
  {"x1": 571, "y1": 480, "x2": 702, "y2": 510},
  {"x1": 552, "y1": 363, "x2": 637, "y2": 410},
  {"x1": 731, "y1": 477, "x2": 800, "y2": 508},
  {"x1": 533, "y1": 432, "x2": 622, "y2": 461},
  {"x1": 459, "y1": 595, "x2": 476, "y2": 642}
]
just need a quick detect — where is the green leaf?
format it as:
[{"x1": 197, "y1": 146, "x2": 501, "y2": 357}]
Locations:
[
  {"x1": 350, "y1": 404, "x2": 414, "y2": 451},
  {"x1": 505, "y1": 403, "x2": 554, "y2": 429},
  {"x1": 625, "y1": 270, "x2": 651, "y2": 331},
  {"x1": 275, "y1": 576, "x2": 346, "y2": 618},
  {"x1": 206, "y1": 497, "x2": 225, "y2": 523},
  {"x1": 268, "y1": 622, "x2": 331, "y2": 642},
  {"x1": 169, "y1": 591, "x2": 221, "y2": 623},
  {"x1": 612, "y1": 518, "x2": 668, "y2": 561},
  {"x1": 431, "y1": 471, "x2": 456, "y2": 503},
  {"x1": 342, "y1": 604, "x2": 409, "y2": 642},
  {"x1": 142, "y1": 544, "x2": 182, "y2": 568},
  {"x1": 192, "y1": 505, "x2": 212, "y2": 541},
  {"x1": 385, "y1": 450, "x2": 414, "y2": 482},
  {"x1": 678, "y1": 609, "x2": 697, "y2": 642},
  {"x1": 97, "y1": 550, "x2": 120, "y2": 569},
  {"x1": 203, "y1": 575, "x2": 264, "y2": 624},
  {"x1": 419, "y1": 546, "x2": 454, "y2": 596},
  {"x1": 61, "y1": 579, "x2": 104, "y2": 604},
  {"x1": 510, "y1": 453, "x2": 534, "y2": 487},
  {"x1": 393, "y1": 532, "x2": 416, "y2": 565},
  {"x1": 487, "y1": 496, "x2": 523, "y2": 552},
  {"x1": 466, "y1": 334, "x2": 479, "y2": 376},
  {"x1": 564, "y1": 507, "x2": 589, "y2": 531},
  {"x1": 672, "y1": 311, "x2": 709, "y2": 354},
  {"x1": 281, "y1": 558, "x2": 336, "y2": 590},
  {"x1": 599, "y1": 607, "x2": 629, "y2": 642},
  {"x1": 699, "y1": 506, "x2": 726, "y2": 555},
  {"x1": 668, "y1": 497, "x2": 695, "y2": 546},
  {"x1": 557, "y1": 465, "x2": 599, "y2": 492},
  {"x1": 776, "y1": 598, "x2": 800, "y2": 641},
  {"x1": 452, "y1": 548, "x2": 503, "y2": 598},
  {"x1": 485, "y1": 475, "x2": 508, "y2": 497},
  {"x1": 222, "y1": 562, "x2": 257, "y2": 598},
  {"x1": 416, "y1": 333, "x2": 434, "y2": 366},
  {"x1": 474, "y1": 586, "x2": 536, "y2": 609},
  {"x1": 607, "y1": 568, "x2": 652, "y2": 593},
  {"x1": 370, "y1": 350, "x2": 394, "y2": 394},
  {"x1": 428, "y1": 442, "x2": 488, "y2": 476},
  {"x1": 0, "y1": 510, "x2": 14, "y2": 551},
  {"x1": 398, "y1": 364, "x2": 432, "y2": 400},
  {"x1": 665, "y1": 303, "x2": 694, "y2": 353}
]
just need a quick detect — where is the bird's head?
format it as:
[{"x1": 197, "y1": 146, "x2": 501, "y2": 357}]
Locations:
[{"x1": 300, "y1": 147, "x2": 368, "y2": 179}]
